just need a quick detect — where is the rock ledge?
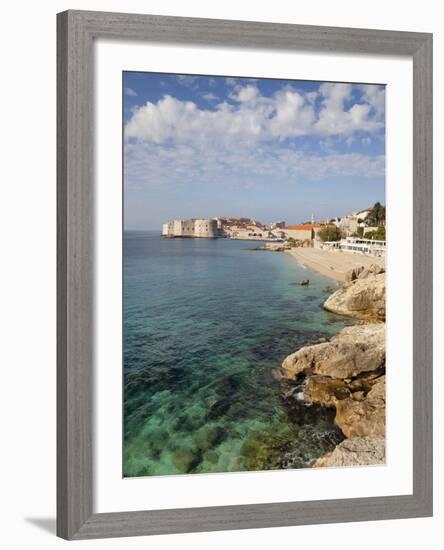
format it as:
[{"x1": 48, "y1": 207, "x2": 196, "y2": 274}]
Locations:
[
  {"x1": 313, "y1": 436, "x2": 385, "y2": 468},
  {"x1": 324, "y1": 265, "x2": 385, "y2": 322}
]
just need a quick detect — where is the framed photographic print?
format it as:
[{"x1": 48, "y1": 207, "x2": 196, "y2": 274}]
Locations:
[{"x1": 57, "y1": 10, "x2": 433, "y2": 540}]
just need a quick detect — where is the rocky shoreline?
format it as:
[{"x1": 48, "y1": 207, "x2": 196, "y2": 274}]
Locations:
[{"x1": 278, "y1": 264, "x2": 386, "y2": 468}]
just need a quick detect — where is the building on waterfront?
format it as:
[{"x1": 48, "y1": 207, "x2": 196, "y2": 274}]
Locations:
[
  {"x1": 269, "y1": 221, "x2": 286, "y2": 229},
  {"x1": 162, "y1": 218, "x2": 218, "y2": 238},
  {"x1": 337, "y1": 214, "x2": 359, "y2": 236},
  {"x1": 162, "y1": 221, "x2": 174, "y2": 236},
  {"x1": 322, "y1": 237, "x2": 386, "y2": 258},
  {"x1": 363, "y1": 226, "x2": 379, "y2": 236},
  {"x1": 283, "y1": 223, "x2": 322, "y2": 241},
  {"x1": 333, "y1": 208, "x2": 375, "y2": 237}
]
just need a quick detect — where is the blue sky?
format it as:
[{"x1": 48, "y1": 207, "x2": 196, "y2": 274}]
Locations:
[{"x1": 123, "y1": 72, "x2": 385, "y2": 229}]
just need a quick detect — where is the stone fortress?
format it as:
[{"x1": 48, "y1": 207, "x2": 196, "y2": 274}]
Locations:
[{"x1": 162, "y1": 218, "x2": 218, "y2": 239}]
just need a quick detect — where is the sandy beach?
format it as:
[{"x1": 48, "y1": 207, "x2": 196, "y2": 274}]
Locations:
[{"x1": 286, "y1": 248, "x2": 385, "y2": 282}]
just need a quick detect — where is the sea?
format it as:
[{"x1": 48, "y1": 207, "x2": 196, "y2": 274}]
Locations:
[{"x1": 123, "y1": 231, "x2": 351, "y2": 477}]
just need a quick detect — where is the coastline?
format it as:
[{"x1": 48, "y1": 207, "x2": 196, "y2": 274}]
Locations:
[
  {"x1": 285, "y1": 247, "x2": 385, "y2": 282},
  {"x1": 124, "y1": 233, "x2": 353, "y2": 475},
  {"x1": 124, "y1": 233, "x2": 386, "y2": 473},
  {"x1": 278, "y1": 262, "x2": 386, "y2": 468}
]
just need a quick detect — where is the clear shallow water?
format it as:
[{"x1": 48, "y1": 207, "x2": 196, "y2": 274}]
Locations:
[{"x1": 123, "y1": 231, "x2": 350, "y2": 477}]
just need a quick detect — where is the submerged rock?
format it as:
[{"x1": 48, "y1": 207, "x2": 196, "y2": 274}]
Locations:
[
  {"x1": 324, "y1": 271, "x2": 385, "y2": 321},
  {"x1": 195, "y1": 425, "x2": 227, "y2": 452},
  {"x1": 313, "y1": 436, "x2": 385, "y2": 468},
  {"x1": 172, "y1": 447, "x2": 203, "y2": 473},
  {"x1": 240, "y1": 431, "x2": 289, "y2": 471},
  {"x1": 206, "y1": 399, "x2": 231, "y2": 420}
]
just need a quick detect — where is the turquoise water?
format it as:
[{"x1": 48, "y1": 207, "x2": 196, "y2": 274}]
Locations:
[{"x1": 123, "y1": 231, "x2": 350, "y2": 477}]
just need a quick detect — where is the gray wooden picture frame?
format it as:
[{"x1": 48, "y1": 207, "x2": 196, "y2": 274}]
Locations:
[{"x1": 57, "y1": 9, "x2": 433, "y2": 540}]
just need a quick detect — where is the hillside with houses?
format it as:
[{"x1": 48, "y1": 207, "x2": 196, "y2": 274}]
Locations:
[{"x1": 162, "y1": 202, "x2": 386, "y2": 259}]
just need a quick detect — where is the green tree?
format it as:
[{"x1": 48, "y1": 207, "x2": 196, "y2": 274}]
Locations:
[
  {"x1": 317, "y1": 225, "x2": 342, "y2": 242},
  {"x1": 351, "y1": 226, "x2": 364, "y2": 238},
  {"x1": 365, "y1": 225, "x2": 386, "y2": 241},
  {"x1": 367, "y1": 202, "x2": 386, "y2": 226}
]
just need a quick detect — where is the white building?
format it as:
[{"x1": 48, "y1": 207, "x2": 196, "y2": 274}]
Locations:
[
  {"x1": 323, "y1": 237, "x2": 386, "y2": 258},
  {"x1": 338, "y1": 214, "x2": 358, "y2": 236},
  {"x1": 269, "y1": 221, "x2": 286, "y2": 229},
  {"x1": 356, "y1": 208, "x2": 371, "y2": 221},
  {"x1": 162, "y1": 218, "x2": 217, "y2": 238}
]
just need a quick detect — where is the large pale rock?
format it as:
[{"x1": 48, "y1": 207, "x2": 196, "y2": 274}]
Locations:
[
  {"x1": 303, "y1": 371, "x2": 382, "y2": 407},
  {"x1": 335, "y1": 376, "x2": 386, "y2": 438},
  {"x1": 345, "y1": 265, "x2": 365, "y2": 282},
  {"x1": 345, "y1": 264, "x2": 385, "y2": 282},
  {"x1": 324, "y1": 272, "x2": 385, "y2": 321},
  {"x1": 304, "y1": 374, "x2": 385, "y2": 438},
  {"x1": 279, "y1": 324, "x2": 385, "y2": 381},
  {"x1": 357, "y1": 264, "x2": 385, "y2": 279},
  {"x1": 313, "y1": 436, "x2": 385, "y2": 468},
  {"x1": 304, "y1": 376, "x2": 351, "y2": 407},
  {"x1": 279, "y1": 307, "x2": 386, "y2": 443}
]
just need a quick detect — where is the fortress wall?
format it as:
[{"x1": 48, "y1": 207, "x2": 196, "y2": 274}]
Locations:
[
  {"x1": 173, "y1": 220, "x2": 183, "y2": 236},
  {"x1": 164, "y1": 218, "x2": 218, "y2": 238},
  {"x1": 182, "y1": 220, "x2": 195, "y2": 237},
  {"x1": 194, "y1": 219, "x2": 217, "y2": 238},
  {"x1": 173, "y1": 219, "x2": 194, "y2": 236},
  {"x1": 162, "y1": 221, "x2": 175, "y2": 236}
]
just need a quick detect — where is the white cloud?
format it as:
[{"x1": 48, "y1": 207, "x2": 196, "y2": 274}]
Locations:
[
  {"x1": 269, "y1": 89, "x2": 316, "y2": 138},
  {"x1": 126, "y1": 83, "x2": 384, "y2": 146},
  {"x1": 230, "y1": 84, "x2": 259, "y2": 103},
  {"x1": 315, "y1": 83, "x2": 382, "y2": 135},
  {"x1": 359, "y1": 84, "x2": 385, "y2": 119},
  {"x1": 125, "y1": 95, "x2": 266, "y2": 146},
  {"x1": 125, "y1": 87, "x2": 137, "y2": 97},
  {"x1": 124, "y1": 138, "x2": 385, "y2": 190},
  {"x1": 225, "y1": 77, "x2": 238, "y2": 87},
  {"x1": 124, "y1": 83, "x2": 385, "y2": 189},
  {"x1": 202, "y1": 92, "x2": 219, "y2": 102}
]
